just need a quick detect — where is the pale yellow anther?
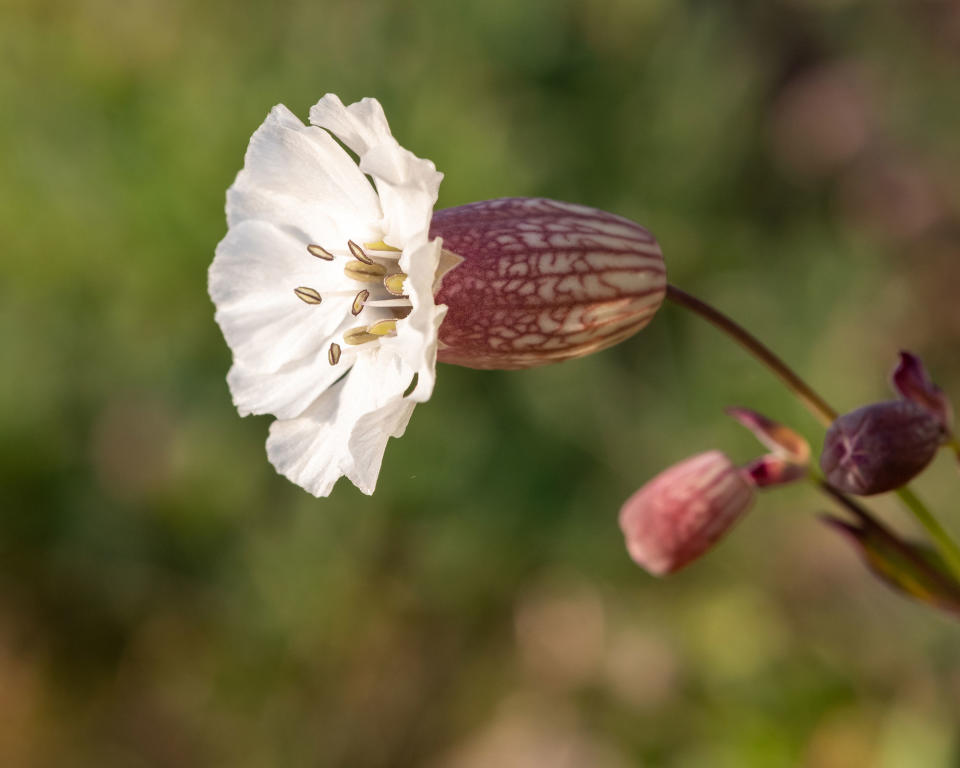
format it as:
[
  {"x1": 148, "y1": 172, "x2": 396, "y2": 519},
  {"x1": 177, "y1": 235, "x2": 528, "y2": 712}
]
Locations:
[
  {"x1": 294, "y1": 286, "x2": 323, "y2": 304},
  {"x1": 383, "y1": 272, "x2": 407, "y2": 296},
  {"x1": 347, "y1": 240, "x2": 373, "y2": 265},
  {"x1": 328, "y1": 342, "x2": 342, "y2": 365},
  {"x1": 351, "y1": 289, "x2": 370, "y2": 316},
  {"x1": 343, "y1": 326, "x2": 379, "y2": 345},
  {"x1": 364, "y1": 240, "x2": 401, "y2": 252},
  {"x1": 307, "y1": 244, "x2": 334, "y2": 261},
  {"x1": 368, "y1": 319, "x2": 397, "y2": 336},
  {"x1": 344, "y1": 260, "x2": 388, "y2": 282}
]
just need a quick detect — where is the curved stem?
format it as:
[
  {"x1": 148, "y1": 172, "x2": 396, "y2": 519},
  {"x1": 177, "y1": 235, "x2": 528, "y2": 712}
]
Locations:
[
  {"x1": 665, "y1": 282, "x2": 960, "y2": 577},
  {"x1": 664, "y1": 285, "x2": 837, "y2": 426}
]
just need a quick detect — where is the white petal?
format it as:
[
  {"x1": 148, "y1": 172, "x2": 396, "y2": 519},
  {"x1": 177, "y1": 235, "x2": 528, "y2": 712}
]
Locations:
[
  {"x1": 309, "y1": 95, "x2": 443, "y2": 245},
  {"x1": 265, "y1": 350, "x2": 417, "y2": 496},
  {"x1": 265, "y1": 376, "x2": 353, "y2": 498},
  {"x1": 227, "y1": 346, "x2": 356, "y2": 420},
  {"x1": 210, "y1": 220, "x2": 354, "y2": 372},
  {"x1": 345, "y1": 395, "x2": 416, "y2": 494},
  {"x1": 226, "y1": 104, "x2": 382, "y2": 244}
]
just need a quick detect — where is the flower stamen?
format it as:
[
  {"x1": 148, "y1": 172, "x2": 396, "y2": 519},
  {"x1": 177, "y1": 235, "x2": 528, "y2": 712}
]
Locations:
[
  {"x1": 347, "y1": 240, "x2": 374, "y2": 265},
  {"x1": 365, "y1": 298, "x2": 413, "y2": 308},
  {"x1": 383, "y1": 272, "x2": 407, "y2": 296},
  {"x1": 344, "y1": 261, "x2": 388, "y2": 282},
  {"x1": 307, "y1": 244, "x2": 335, "y2": 261},
  {"x1": 328, "y1": 342, "x2": 342, "y2": 365},
  {"x1": 368, "y1": 319, "x2": 397, "y2": 337},
  {"x1": 364, "y1": 240, "x2": 401, "y2": 253},
  {"x1": 293, "y1": 286, "x2": 323, "y2": 304},
  {"x1": 343, "y1": 326, "x2": 379, "y2": 345},
  {"x1": 351, "y1": 289, "x2": 370, "y2": 316}
]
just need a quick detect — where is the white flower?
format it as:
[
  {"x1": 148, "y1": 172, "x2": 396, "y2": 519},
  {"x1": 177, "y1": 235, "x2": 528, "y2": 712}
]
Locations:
[{"x1": 209, "y1": 95, "x2": 446, "y2": 497}]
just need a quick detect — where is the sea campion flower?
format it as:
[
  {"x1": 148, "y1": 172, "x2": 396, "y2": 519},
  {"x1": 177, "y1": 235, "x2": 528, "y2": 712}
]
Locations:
[
  {"x1": 209, "y1": 95, "x2": 446, "y2": 496},
  {"x1": 210, "y1": 95, "x2": 668, "y2": 497}
]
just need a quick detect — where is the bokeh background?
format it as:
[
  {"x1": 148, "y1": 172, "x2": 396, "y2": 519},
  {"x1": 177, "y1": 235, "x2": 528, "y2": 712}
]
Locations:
[{"x1": 3, "y1": 0, "x2": 960, "y2": 765}]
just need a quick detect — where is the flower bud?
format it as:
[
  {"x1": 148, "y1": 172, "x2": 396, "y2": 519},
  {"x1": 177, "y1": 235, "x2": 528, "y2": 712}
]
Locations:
[
  {"x1": 430, "y1": 197, "x2": 666, "y2": 369},
  {"x1": 619, "y1": 451, "x2": 755, "y2": 576},
  {"x1": 820, "y1": 400, "x2": 945, "y2": 496}
]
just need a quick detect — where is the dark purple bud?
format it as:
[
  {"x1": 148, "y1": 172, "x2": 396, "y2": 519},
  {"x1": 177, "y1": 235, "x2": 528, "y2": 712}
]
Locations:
[
  {"x1": 726, "y1": 407, "x2": 810, "y2": 464},
  {"x1": 822, "y1": 514, "x2": 960, "y2": 617},
  {"x1": 891, "y1": 351, "x2": 953, "y2": 433},
  {"x1": 619, "y1": 451, "x2": 755, "y2": 575},
  {"x1": 430, "y1": 197, "x2": 666, "y2": 370},
  {"x1": 820, "y1": 400, "x2": 944, "y2": 495}
]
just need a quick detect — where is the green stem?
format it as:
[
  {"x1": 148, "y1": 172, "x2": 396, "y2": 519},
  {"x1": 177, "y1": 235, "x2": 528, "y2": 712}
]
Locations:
[
  {"x1": 947, "y1": 437, "x2": 960, "y2": 463},
  {"x1": 664, "y1": 285, "x2": 837, "y2": 426},
  {"x1": 895, "y1": 485, "x2": 960, "y2": 578},
  {"x1": 664, "y1": 283, "x2": 960, "y2": 579}
]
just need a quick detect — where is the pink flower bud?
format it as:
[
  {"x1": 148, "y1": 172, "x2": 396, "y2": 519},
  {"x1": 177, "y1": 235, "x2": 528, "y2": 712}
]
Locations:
[
  {"x1": 820, "y1": 400, "x2": 945, "y2": 496},
  {"x1": 430, "y1": 197, "x2": 666, "y2": 369},
  {"x1": 618, "y1": 451, "x2": 755, "y2": 576}
]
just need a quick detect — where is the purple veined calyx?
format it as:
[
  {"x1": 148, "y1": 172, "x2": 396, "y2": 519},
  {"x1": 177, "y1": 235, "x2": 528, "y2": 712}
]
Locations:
[{"x1": 430, "y1": 197, "x2": 667, "y2": 370}]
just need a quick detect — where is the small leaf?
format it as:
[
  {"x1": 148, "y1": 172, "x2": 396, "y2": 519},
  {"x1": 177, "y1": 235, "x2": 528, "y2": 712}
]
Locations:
[
  {"x1": 822, "y1": 514, "x2": 960, "y2": 617},
  {"x1": 891, "y1": 351, "x2": 953, "y2": 433},
  {"x1": 726, "y1": 407, "x2": 810, "y2": 464}
]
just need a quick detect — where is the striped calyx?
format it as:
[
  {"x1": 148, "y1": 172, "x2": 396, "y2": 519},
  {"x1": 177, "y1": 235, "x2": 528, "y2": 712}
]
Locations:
[
  {"x1": 619, "y1": 451, "x2": 755, "y2": 576},
  {"x1": 429, "y1": 197, "x2": 666, "y2": 370}
]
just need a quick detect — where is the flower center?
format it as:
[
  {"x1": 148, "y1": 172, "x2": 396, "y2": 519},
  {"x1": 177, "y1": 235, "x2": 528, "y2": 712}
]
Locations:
[{"x1": 294, "y1": 240, "x2": 412, "y2": 365}]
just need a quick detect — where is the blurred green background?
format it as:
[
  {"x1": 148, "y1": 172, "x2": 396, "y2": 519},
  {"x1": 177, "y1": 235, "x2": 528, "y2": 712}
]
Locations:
[{"x1": 3, "y1": 0, "x2": 960, "y2": 765}]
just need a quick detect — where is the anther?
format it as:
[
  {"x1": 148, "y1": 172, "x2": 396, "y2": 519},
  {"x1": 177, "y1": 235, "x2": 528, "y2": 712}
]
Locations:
[
  {"x1": 347, "y1": 240, "x2": 374, "y2": 265},
  {"x1": 368, "y1": 319, "x2": 397, "y2": 336},
  {"x1": 343, "y1": 326, "x2": 379, "y2": 345},
  {"x1": 328, "y1": 342, "x2": 341, "y2": 365},
  {"x1": 344, "y1": 261, "x2": 388, "y2": 282},
  {"x1": 351, "y1": 289, "x2": 369, "y2": 316},
  {"x1": 383, "y1": 272, "x2": 407, "y2": 296},
  {"x1": 307, "y1": 244, "x2": 334, "y2": 261},
  {"x1": 294, "y1": 286, "x2": 323, "y2": 304},
  {"x1": 364, "y1": 240, "x2": 401, "y2": 253}
]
